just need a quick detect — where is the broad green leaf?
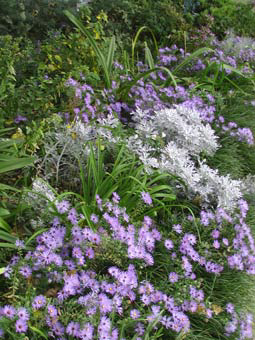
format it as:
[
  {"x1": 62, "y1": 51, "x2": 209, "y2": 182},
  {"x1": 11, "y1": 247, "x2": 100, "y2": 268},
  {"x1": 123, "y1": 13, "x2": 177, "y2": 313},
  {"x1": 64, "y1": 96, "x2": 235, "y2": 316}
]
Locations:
[
  {"x1": 0, "y1": 242, "x2": 17, "y2": 249},
  {"x1": 0, "y1": 230, "x2": 17, "y2": 242},
  {"x1": 25, "y1": 228, "x2": 48, "y2": 246},
  {"x1": 173, "y1": 47, "x2": 214, "y2": 74},
  {"x1": 0, "y1": 217, "x2": 11, "y2": 232},
  {"x1": 64, "y1": 10, "x2": 113, "y2": 88},
  {"x1": 0, "y1": 208, "x2": 10, "y2": 217},
  {"x1": 0, "y1": 156, "x2": 35, "y2": 173},
  {"x1": 106, "y1": 36, "x2": 116, "y2": 76},
  {"x1": 144, "y1": 42, "x2": 155, "y2": 69},
  {"x1": 132, "y1": 26, "x2": 158, "y2": 70},
  {"x1": 0, "y1": 183, "x2": 20, "y2": 191},
  {"x1": 29, "y1": 325, "x2": 48, "y2": 339}
]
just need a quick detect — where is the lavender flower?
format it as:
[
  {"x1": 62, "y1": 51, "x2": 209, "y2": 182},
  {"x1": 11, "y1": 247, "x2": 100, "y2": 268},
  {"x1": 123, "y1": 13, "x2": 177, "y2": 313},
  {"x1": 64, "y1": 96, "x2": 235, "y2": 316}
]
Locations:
[
  {"x1": 141, "y1": 192, "x2": 153, "y2": 205},
  {"x1": 17, "y1": 307, "x2": 30, "y2": 321},
  {"x1": 57, "y1": 199, "x2": 71, "y2": 213},
  {"x1": 66, "y1": 321, "x2": 80, "y2": 337},
  {"x1": 19, "y1": 265, "x2": 32, "y2": 278},
  {"x1": 169, "y1": 272, "x2": 179, "y2": 283},
  {"x1": 130, "y1": 309, "x2": 141, "y2": 319},
  {"x1": 165, "y1": 239, "x2": 174, "y2": 250},
  {"x1": 15, "y1": 319, "x2": 28, "y2": 333},
  {"x1": 3, "y1": 305, "x2": 16, "y2": 319},
  {"x1": 15, "y1": 239, "x2": 25, "y2": 249},
  {"x1": 32, "y1": 295, "x2": 46, "y2": 309},
  {"x1": 48, "y1": 305, "x2": 58, "y2": 318}
]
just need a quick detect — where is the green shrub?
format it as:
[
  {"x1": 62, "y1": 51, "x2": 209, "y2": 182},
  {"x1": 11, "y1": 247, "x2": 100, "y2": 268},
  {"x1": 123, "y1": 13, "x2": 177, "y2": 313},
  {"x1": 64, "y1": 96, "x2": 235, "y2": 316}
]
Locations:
[
  {"x1": 194, "y1": 0, "x2": 255, "y2": 39},
  {"x1": 0, "y1": 0, "x2": 80, "y2": 40},
  {"x1": 88, "y1": 0, "x2": 190, "y2": 48}
]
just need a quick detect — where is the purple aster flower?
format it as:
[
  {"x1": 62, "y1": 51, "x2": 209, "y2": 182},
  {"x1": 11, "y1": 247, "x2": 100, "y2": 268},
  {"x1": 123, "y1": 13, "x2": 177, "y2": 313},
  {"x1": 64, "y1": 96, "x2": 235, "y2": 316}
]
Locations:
[
  {"x1": 206, "y1": 309, "x2": 213, "y2": 318},
  {"x1": 77, "y1": 256, "x2": 85, "y2": 266},
  {"x1": 17, "y1": 307, "x2": 29, "y2": 321},
  {"x1": 169, "y1": 272, "x2": 179, "y2": 283},
  {"x1": 98, "y1": 316, "x2": 111, "y2": 334},
  {"x1": 15, "y1": 239, "x2": 25, "y2": 249},
  {"x1": 14, "y1": 115, "x2": 27, "y2": 124},
  {"x1": 189, "y1": 300, "x2": 198, "y2": 313},
  {"x1": 111, "y1": 328, "x2": 118, "y2": 340},
  {"x1": 88, "y1": 233, "x2": 100, "y2": 245},
  {"x1": 86, "y1": 248, "x2": 95, "y2": 259},
  {"x1": 3, "y1": 305, "x2": 16, "y2": 319},
  {"x1": 196, "y1": 290, "x2": 204, "y2": 302},
  {"x1": 135, "y1": 322, "x2": 145, "y2": 336},
  {"x1": 72, "y1": 247, "x2": 83, "y2": 259},
  {"x1": 64, "y1": 260, "x2": 76, "y2": 270},
  {"x1": 90, "y1": 213, "x2": 99, "y2": 223},
  {"x1": 130, "y1": 309, "x2": 140, "y2": 319},
  {"x1": 165, "y1": 239, "x2": 174, "y2": 250},
  {"x1": 226, "y1": 303, "x2": 235, "y2": 314},
  {"x1": 0, "y1": 329, "x2": 4, "y2": 338},
  {"x1": 3, "y1": 265, "x2": 13, "y2": 278},
  {"x1": 143, "y1": 216, "x2": 152, "y2": 227},
  {"x1": 68, "y1": 208, "x2": 78, "y2": 225},
  {"x1": 105, "y1": 283, "x2": 116, "y2": 295},
  {"x1": 48, "y1": 305, "x2": 58, "y2": 318},
  {"x1": 19, "y1": 266, "x2": 32, "y2": 278},
  {"x1": 173, "y1": 224, "x2": 182, "y2": 234},
  {"x1": 144, "y1": 253, "x2": 154, "y2": 266},
  {"x1": 222, "y1": 238, "x2": 229, "y2": 246},
  {"x1": 96, "y1": 194, "x2": 103, "y2": 210},
  {"x1": 112, "y1": 192, "x2": 120, "y2": 204},
  {"x1": 211, "y1": 229, "x2": 220, "y2": 239},
  {"x1": 52, "y1": 321, "x2": 65, "y2": 336},
  {"x1": 80, "y1": 323, "x2": 94, "y2": 339},
  {"x1": 225, "y1": 321, "x2": 237, "y2": 334},
  {"x1": 32, "y1": 295, "x2": 46, "y2": 309},
  {"x1": 213, "y1": 240, "x2": 220, "y2": 249},
  {"x1": 99, "y1": 293, "x2": 113, "y2": 314},
  {"x1": 10, "y1": 255, "x2": 20, "y2": 265},
  {"x1": 141, "y1": 192, "x2": 153, "y2": 205},
  {"x1": 66, "y1": 321, "x2": 80, "y2": 336},
  {"x1": 141, "y1": 294, "x2": 151, "y2": 305},
  {"x1": 15, "y1": 319, "x2": 28, "y2": 333},
  {"x1": 56, "y1": 200, "x2": 70, "y2": 214}
]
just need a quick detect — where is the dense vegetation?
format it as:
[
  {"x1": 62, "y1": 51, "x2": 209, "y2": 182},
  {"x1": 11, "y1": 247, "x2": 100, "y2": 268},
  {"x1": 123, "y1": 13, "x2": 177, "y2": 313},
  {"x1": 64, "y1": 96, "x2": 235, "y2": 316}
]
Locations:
[{"x1": 0, "y1": 0, "x2": 255, "y2": 339}]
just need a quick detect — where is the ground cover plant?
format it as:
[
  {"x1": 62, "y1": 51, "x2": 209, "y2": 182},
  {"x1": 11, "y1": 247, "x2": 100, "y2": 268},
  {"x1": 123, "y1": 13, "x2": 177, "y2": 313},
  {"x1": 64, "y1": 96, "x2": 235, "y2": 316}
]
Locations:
[{"x1": 1, "y1": 1, "x2": 255, "y2": 339}]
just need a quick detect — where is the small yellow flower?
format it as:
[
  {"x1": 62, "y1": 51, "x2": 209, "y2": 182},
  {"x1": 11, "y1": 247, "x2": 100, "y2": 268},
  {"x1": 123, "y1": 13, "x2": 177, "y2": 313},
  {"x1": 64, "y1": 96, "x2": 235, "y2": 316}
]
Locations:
[
  {"x1": 11, "y1": 128, "x2": 25, "y2": 140},
  {"x1": 212, "y1": 304, "x2": 223, "y2": 315},
  {"x1": 96, "y1": 11, "x2": 108, "y2": 22}
]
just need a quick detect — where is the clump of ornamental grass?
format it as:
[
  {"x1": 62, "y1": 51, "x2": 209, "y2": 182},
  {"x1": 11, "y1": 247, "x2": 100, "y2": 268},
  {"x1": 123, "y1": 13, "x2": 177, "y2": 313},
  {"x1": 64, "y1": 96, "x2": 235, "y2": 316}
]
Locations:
[{"x1": 0, "y1": 189, "x2": 254, "y2": 339}]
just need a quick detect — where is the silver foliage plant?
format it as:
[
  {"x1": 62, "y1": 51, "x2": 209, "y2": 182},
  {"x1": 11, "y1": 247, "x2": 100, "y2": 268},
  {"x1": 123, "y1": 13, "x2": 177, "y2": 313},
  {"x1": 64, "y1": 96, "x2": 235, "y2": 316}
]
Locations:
[
  {"x1": 39, "y1": 114, "x2": 120, "y2": 183},
  {"x1": 217, "y1": 31, "x2": 255, "y2": 59},
  {"x1": 128, "y1": 105, "x2": 243, "y2": 211},
  {"x1": 37, "y1": 104, "x2": 244, "y2": 211},
  {"x1": 132, "y1": 105, "x2": 219, "y2": 156}
]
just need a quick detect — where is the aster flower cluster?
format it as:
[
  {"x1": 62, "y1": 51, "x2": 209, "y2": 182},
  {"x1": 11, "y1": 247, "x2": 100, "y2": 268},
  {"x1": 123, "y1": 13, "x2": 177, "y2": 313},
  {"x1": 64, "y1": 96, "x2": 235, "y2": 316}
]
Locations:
[
  {"x1": 1, "y1": 192, "x2": 254, "y2": 339},
  {"x1": 212, "y1": 32, "x2": 255, "y2": 66},
  {"x1": 199, "y1": 199, "x2": 255, "y2": 275},
  {"x1": 62, "y1": 43, "x2": 254, "y2": 147}
]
